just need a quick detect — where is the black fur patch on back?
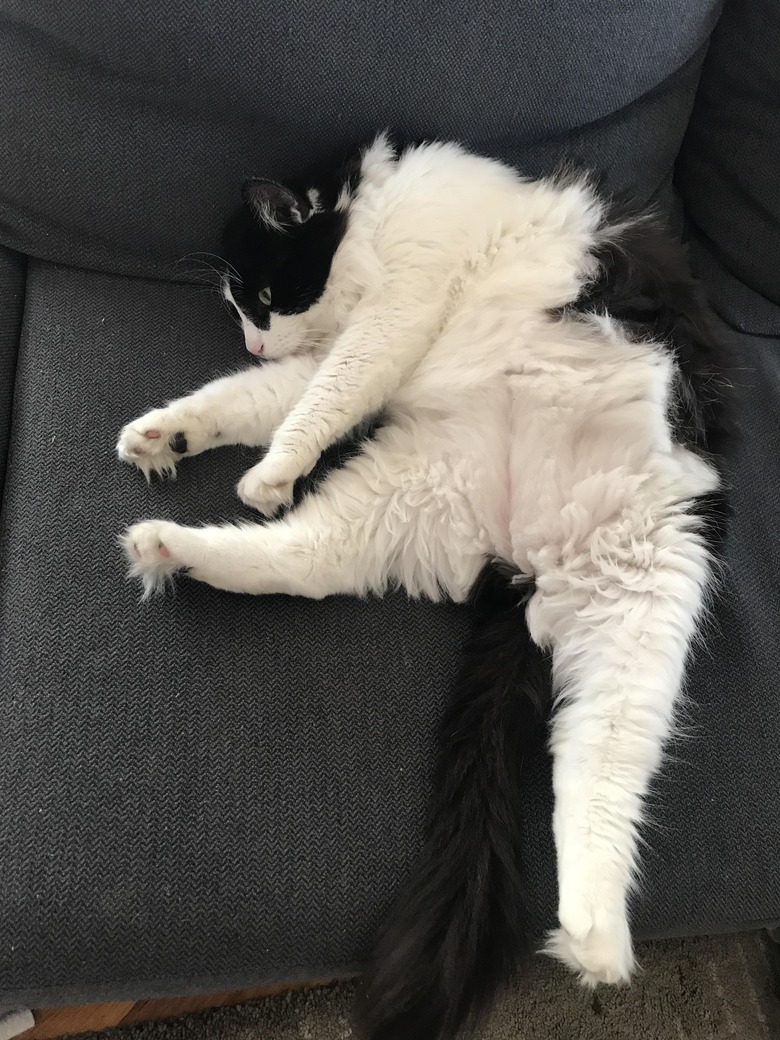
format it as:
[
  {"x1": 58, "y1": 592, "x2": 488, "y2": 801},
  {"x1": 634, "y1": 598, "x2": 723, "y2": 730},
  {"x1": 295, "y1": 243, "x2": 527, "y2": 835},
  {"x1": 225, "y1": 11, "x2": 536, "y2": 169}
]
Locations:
[
  {"x1": 568, "y1": 209, "x2": 734, "y2": 465},
  {"x1": 565, "y1": 207, "x2": 738, "y2": 556}
]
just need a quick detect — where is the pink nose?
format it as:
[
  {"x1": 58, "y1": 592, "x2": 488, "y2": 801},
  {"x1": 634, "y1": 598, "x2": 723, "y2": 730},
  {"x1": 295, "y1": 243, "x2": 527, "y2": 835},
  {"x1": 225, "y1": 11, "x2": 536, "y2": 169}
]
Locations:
[{"x1": 243, "y1": 326, "x2": 265, "y2": 356}]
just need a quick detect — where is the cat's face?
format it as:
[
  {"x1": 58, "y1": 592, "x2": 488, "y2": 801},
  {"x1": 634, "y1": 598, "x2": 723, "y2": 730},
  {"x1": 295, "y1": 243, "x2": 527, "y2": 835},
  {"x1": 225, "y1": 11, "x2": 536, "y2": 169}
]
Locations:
[{"x1": 221, "y1": 180, "x2": 347, "y2": 359}]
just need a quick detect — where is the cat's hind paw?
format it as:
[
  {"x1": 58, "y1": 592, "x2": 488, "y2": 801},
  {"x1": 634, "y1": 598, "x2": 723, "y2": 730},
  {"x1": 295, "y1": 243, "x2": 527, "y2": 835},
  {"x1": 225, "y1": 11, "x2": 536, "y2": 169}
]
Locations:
[
  {"x1": 121, "y1": 520, "x2": 187, "y2": 597},
  {"x1": 543, "y1": 915, "x2": 635, "y2": 987}
]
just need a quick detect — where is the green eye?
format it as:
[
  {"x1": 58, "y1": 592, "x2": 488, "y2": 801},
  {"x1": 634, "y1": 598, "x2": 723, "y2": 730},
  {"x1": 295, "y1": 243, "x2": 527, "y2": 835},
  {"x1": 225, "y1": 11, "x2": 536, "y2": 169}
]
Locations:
[{"x1": 258, "y1": 287, "x2": 272, "y2": 306}]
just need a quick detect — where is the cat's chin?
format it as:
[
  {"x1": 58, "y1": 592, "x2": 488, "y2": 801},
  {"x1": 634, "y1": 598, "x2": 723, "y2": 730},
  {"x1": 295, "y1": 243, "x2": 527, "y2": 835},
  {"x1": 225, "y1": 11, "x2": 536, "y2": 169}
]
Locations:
[{"x1": 260, "y1": 344, "x2": 313, "y2": 362}]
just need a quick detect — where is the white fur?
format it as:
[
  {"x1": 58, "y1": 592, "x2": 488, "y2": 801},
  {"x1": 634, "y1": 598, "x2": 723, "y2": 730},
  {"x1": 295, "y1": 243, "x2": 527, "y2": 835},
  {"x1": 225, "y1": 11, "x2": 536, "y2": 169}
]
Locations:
[
  {"x1": 222, "y1": 278, "x2": 335, "y2": 361},
  {"x1": 222, "y1": 279, "x2": 266, "y2": 356},
  {"x1": 118, "y1": 138, "x2": 718, "y2": 985}
]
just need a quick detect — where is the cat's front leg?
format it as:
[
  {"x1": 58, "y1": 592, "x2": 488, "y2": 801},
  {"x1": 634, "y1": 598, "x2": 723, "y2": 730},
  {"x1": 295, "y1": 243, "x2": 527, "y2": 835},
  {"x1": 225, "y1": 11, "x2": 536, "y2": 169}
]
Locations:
[
  {"x1": 238, "y1": 303, "x2": 439, "y2": 510},
  {"x1": 236, "y1": 462, "x2": 299, "y2": 515},
  {"x1": 117, "y1": 355, "x2": 318, "y2": 479},
  {"x1": 236, "y1": 448, "x2": 318, "y2": 514},
  {"x1": 117, "y1": 404, "x2": 212, "y2": 478},
  {"x1": 527, "y1": 497, "x2": 712, "y2": 986}
]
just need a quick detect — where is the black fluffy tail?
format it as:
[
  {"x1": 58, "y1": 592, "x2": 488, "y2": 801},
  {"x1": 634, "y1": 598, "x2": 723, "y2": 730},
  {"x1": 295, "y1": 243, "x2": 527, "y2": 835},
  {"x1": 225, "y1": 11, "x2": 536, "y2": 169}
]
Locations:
[{"x1": 356, "y1": 564, "x2": 552, "y2": 1040}]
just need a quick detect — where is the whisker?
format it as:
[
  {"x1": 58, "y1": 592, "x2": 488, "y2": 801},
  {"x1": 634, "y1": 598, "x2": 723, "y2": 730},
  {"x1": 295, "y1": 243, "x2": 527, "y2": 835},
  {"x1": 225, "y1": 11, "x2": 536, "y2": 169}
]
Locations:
[
  {"x1": 187, "y1": 281, "x2": 226, "y2": 301},
  {"x1": 175, "y1": 261, "x2": 222, "y2": 287},
  {"x1": 188, "y1": 252, "x2": 242, "y2": 281},
  {"x1": 176, "y1": 253, "x2": 243, "y2": 286}
]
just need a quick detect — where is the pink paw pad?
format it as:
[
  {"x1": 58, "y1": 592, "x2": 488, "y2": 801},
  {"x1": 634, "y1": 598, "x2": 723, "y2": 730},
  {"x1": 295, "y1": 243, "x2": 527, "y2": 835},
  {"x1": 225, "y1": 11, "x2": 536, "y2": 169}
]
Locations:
[
  {"x1": 158, "y1": 543, "x2": 171, "y2": 558},
  {"x1": 145, "y1": 429, "x2": 161, "y2": 440}
]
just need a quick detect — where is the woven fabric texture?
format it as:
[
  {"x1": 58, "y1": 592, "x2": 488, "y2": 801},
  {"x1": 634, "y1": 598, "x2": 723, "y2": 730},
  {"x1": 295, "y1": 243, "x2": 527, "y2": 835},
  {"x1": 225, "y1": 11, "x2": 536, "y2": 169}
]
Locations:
[
  {"x1": 0, "y1": 0, "x2": 720, "y2": 279},
  {"x1": 0, "y1": 262, "x2": 778, "y2": 1006},
  {"x1": 676, "y1": 0, "x2": 780, "y2": 333},
  {"x1": 2, "y1": 0, "x2": 779, "y2": 1010},
  {"x1": 0, "y1": 245, "x2": 25, "y2": 489}
]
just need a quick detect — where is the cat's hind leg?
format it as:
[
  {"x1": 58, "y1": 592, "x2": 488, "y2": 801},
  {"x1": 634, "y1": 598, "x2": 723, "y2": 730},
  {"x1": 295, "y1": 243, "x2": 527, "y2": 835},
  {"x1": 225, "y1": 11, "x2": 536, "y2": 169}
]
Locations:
[
  {"x1": 122, "y1": 509, "x2": 376, "y2": 600},
  {"x1": 528, "y1": 479, "x2": 716, "y2": 985},
  {"x1": 122, "y1": 437, "x2": 485, "y2": 601}
]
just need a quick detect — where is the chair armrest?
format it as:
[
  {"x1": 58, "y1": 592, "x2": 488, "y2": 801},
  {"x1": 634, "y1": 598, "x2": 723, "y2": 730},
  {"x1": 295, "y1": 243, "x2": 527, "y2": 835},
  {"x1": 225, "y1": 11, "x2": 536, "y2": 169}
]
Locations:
[{"x1": 0, "y1": 245, "x2": 26, "y2": 494}]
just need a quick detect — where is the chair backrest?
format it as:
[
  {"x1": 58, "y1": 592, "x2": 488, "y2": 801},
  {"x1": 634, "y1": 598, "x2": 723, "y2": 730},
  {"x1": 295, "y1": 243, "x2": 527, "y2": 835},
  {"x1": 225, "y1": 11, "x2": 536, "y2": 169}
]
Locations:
[
  {"x1": 676, "y1": 0, "x2": 780, "y2": 334},
  {"x1": 0, "y1": 0, "x2": 721, "y2": 279}
]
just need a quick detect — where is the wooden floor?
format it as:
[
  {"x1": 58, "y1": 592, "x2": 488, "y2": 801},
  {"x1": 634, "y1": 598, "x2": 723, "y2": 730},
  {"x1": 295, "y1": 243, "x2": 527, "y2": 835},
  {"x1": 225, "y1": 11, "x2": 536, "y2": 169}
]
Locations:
[{"x1": 18, "y1": 980, "x2": 332, "y2": 1039}]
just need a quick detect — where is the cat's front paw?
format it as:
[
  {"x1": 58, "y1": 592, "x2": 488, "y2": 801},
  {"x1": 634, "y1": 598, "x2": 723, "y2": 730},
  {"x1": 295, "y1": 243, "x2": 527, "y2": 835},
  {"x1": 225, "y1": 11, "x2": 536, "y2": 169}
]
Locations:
[
  {"x1": 237, "y1": 464, "x2": 295, "y2": 516},
  {"x1": 543, "y1": 907, "x2": 635, "y2": 986},
  {"x1": 121, "y1": 520, "x2": 187, "y2": 597},
  {"x1": 117, "y1": 408, "x2": 196, "y2": 478}
]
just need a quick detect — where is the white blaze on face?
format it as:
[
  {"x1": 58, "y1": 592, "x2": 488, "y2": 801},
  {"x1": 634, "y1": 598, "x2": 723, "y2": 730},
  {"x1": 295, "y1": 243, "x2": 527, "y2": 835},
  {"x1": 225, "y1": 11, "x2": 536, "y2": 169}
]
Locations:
[
  {"x1": 242, "y1": 323, "x2": 266, "y2": 356},
  {"x1": 222, "y1": 277, "x2": 318, "y2": 359},
  {"x1": 222, "y1": 278, "x2": 265, "y2": 356}
]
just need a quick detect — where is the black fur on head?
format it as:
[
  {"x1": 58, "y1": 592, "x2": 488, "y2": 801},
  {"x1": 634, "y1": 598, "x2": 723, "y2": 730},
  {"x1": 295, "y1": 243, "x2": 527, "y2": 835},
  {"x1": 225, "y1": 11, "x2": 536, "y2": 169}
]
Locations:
[
  {"x1": 219, "y1": 135, "x2": 411, "y2": 335},
  {"x1": 221, "y1": 175, "x2": 349, "y2": 328}
]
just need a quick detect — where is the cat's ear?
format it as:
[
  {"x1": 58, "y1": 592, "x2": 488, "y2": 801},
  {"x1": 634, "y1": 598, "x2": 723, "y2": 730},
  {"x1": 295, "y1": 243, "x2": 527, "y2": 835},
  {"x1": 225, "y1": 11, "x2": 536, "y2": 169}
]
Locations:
[{"x1": 242, "y1": 179, "x2": 312, "y2": 230}]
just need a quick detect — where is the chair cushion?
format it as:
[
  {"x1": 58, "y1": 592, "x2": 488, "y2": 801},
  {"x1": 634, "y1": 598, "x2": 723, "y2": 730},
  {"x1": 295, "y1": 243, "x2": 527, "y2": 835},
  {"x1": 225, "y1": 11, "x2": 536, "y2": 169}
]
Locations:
[{"x1": 1, "y1": 261, "x2": 779, "y2": 1005}]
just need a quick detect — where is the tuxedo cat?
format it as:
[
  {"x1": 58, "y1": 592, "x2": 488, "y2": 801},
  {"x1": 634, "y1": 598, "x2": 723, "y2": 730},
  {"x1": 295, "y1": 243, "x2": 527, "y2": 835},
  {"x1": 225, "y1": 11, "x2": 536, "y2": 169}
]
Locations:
[{"x1": 117, "y1": 135, "x2": 730, "y2": 1040}]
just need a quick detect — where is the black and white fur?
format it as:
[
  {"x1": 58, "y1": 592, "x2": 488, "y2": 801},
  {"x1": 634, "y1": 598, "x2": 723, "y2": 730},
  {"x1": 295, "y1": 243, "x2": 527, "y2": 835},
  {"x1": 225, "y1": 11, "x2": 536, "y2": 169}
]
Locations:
[{"x1": 116, "y1": 135, "x2": 731, "y2": 1040}]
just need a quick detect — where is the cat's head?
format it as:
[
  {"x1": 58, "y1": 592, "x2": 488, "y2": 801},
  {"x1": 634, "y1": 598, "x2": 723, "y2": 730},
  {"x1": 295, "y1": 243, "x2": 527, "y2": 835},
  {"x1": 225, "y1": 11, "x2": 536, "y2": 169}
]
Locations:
[{"x1": 220, "y1": 178, "x2": 349, "y2": 359}]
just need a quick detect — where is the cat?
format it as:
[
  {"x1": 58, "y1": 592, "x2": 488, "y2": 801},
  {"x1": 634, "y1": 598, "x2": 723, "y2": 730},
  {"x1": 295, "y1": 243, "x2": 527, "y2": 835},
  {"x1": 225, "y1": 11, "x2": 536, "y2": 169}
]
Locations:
[{"x1": 117, "y1": 134, "x2": 731, "y2": 1040}]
